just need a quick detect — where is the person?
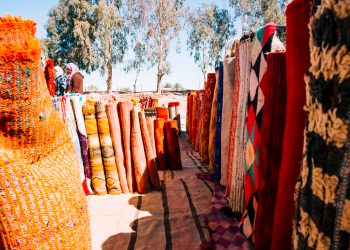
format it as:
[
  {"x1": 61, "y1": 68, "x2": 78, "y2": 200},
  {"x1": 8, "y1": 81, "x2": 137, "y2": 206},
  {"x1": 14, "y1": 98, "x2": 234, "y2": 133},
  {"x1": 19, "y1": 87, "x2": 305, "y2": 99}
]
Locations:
[
  {"x1": 65, "y1": 63, "x2": 84, "y2": 94},
  {"x1": 54, "y1": 66, "x2": 67, "y2": 96}
]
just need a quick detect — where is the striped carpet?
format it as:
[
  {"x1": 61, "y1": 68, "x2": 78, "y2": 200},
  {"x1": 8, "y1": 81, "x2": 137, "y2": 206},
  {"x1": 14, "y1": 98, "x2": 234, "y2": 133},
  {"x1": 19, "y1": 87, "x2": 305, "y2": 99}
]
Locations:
[{"x1": 89, "y1": 134, "x2": 214, "y2": 250}]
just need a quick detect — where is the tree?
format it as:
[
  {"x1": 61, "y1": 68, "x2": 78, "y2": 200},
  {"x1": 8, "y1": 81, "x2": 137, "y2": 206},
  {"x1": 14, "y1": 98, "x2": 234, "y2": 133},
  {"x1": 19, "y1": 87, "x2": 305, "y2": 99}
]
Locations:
[
  {"x1": 187, "y1": 4, "x2": 234, "y2": 82},
  {"x1": 87, "y1": 84, "x2": 99, "y2": 91},
  {"x1": 45, "y1": 0, "x2": 127, "y2": 93},
  {"x1": 229, "y1": 0, "x2": 286, "y2": 33},
  {"x1": 124, "y1": 42, "x2": 147, "y2": 92},
  {"x1": 126, "y1": 0, "x2": 185, "y2": 94}
]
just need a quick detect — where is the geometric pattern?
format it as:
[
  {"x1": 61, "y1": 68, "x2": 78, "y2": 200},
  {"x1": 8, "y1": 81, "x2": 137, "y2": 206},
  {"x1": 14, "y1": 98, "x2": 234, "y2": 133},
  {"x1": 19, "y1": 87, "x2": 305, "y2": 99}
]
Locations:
[
  {"x1": 241, "y1": 22, "x2": 285, "y2": 242},
  {"x1": 197, "y1": 172, "x2": 253, "y2": 250}
]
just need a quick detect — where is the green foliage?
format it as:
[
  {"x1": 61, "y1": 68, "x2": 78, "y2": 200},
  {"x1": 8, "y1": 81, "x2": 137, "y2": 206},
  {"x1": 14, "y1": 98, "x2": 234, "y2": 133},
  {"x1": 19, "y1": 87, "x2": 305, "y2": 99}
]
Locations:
[
  {"x1": 45, "y1": 0, "x2": 127, "y2": 93},
  {"x1": 187, "y1": 4, "x2": 234, "y2": 79},
  {"x1": 119, "y1": 87, "x2": 131, "y2": 93},
  {"x1": 174, "y1": 82, "x2": 184, "y2": 91},
  {"x1": 229, "y1": 0, "x2": 286, "y2": 32},
  {"x1": 163, "y1": 82, "x2": 173, "y2": 88},
  {"x1": 126, "y1": 0, "x2": 185, "y2": 93},
  {"x1": 86, "y1": 84, "x2": 99, "y2": 91}
]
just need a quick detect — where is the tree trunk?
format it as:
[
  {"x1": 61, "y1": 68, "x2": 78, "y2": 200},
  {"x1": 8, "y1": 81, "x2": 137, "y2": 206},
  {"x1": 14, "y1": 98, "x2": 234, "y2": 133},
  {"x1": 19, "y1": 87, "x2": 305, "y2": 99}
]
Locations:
[
  {"x1": 107, "y1": 61, "x2": 113, "y2": 94},
  {"x1": 156, "y1": 73, "x2": 162, "y2": 94}
]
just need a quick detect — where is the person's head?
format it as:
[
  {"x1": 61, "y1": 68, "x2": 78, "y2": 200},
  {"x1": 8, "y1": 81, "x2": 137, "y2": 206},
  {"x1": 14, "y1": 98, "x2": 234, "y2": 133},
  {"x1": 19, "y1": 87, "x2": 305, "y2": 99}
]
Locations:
[
  {"x1": 54, "y1": 66, "x2": 63, "y2": 79},
  {"x1": 65, "y1": 63, "x2": 79, "y2": 76}
]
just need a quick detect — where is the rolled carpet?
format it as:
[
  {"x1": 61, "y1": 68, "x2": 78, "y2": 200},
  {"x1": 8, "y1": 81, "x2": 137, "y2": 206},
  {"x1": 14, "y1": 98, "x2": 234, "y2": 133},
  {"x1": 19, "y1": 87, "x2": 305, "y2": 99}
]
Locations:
[
  {"x1": 228, "y1": 35, "x2": 253, "y2": 214},
  {"x1": 118, "y1": 102, "x2": 137, "y2": 193},
  {"x1": 174, "y1": 102, "x2": 181, "y2": 134},
  {"x1": 64, "y1": 97, "x2": 86, "y2": 193},
  {"x1": 165, "y1": 120, "x2": 182, "y2": 170},
  {"x1": 168, "y1": 102, "x2": 176, "y2": 120},
  {"x1": 208, "y1": 71, "x2": 219, "y2": 173},
  {"x1": 254, "y1": 52, "x2": 287, "y2": 250},
  {"x1": 226, "y1": 43, "x2": 240, "y2": 199},
  {"x1": 131, "y1": 107, "x2": 151, "y2": 194},
  {"x1": 71, "y1": 95, "x2": 93, "y2": 195},
  {"x1": 96, "y1": 101, "x2": 122, "y2": 195},
  {"x1": 271, "y1": 1, "x2": 310, "y2": 249},
  {"x1": 214, "y1": 63, "x2": 224, "y2": 182},
  {"x1": 293, "y1": 0, "x2": 350, "y2": 248},
  {"x1": 221, "y1": 57, "x2": 235, "y2": 187},
  {"x1": 106, "y1": 103, "x2": 129, "y2": 194},
  {"x1": 240, "y1": 23, "x2": 285, "y2": 242},
  {"x1": 195, "y1": 91, "x2": 204, "y2": 152},
  {"x1": 156, "y1": 107, "x2": 169, "y2": 120},
  {"x1": 0, "y1": 16, "x2": 91, "y2": 249},
  {"x1": 191, "y1": 92, "x2": 198, "y2": 147},
  {"x1": 154, "y1": 118, "x2": 167, "y2": 170},
  {"x1": 83, "y1": 101, "x2": 107, "y2": 195},
  {"x1": 200, "y1": 74, "x2": 216, "y2": 164},
  {"x1": 145, "y1": 109, "x2": 157, "y2": 157},
  {"x1": 139, "y1": 111, "x2": 161, "y2": 190}
]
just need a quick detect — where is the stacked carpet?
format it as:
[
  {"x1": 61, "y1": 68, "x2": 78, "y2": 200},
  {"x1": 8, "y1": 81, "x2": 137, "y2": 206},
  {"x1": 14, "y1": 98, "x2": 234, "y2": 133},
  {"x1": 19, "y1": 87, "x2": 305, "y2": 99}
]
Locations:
[
  {"x1": 131, "y1": 106, "x2": 151, "y2": 194},
  {"x1": 139, "y1": 111, "x2": 161, "y2": 190},
  {"x1": 254, "y1": 52, "x2": 287, "y2": 250},
  {"x1": 71, "y1": 95, "x2": 93, "y2": 195},
  {"x1": 208, "y1": 71, "x2": 219, "y2": 173},
  {"x1": 240, "y1": 23, "x2": 285, "y2": 241},
  {"x1": 106, "y1": 103, "x2": 129, "y2": 193},
  {"x1": 200, "y1": 73, "x2": 216, "y2": 163},
  {"x1": 0, "y1": 16, "x2": 91, "y2": 248},
  {"x1": 221, "y1": 56, "x2": 235, "y2": 187},
  {"x1": 214, "y1": 63, "x2": 224, "y2": 182},
  {"x1": 165, "y1": 120, "x2": 182, "y2": 170},
  {"x1": 83, "y1": 100, "x2": 108, "y2": 195},
  {"x1": 270, "y1": 1, "x2": 310, "y2": 249},
  {"x1": 118, "y1": 102, "x2": 136, "y2": 193},
  {"x1": 154, "y1": 119, "x2": 167, "y2": 171},
  {"x1": 294, "y1": 1, "x2": 350, "y2": 249}
]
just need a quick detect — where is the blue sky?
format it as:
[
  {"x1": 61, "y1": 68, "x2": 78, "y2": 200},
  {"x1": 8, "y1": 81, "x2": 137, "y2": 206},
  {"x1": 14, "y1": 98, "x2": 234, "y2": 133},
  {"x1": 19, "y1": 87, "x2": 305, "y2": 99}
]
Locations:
[{"x1": 0, "y1": 0, "x2": 238, "y2": 91}]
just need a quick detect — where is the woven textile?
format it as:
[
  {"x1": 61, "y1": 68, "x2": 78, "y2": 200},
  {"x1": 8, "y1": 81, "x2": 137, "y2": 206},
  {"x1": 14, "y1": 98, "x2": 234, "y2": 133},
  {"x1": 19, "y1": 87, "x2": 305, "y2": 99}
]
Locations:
[
  {"x1": 145, "y1": 109, "x2": 157, "y2": 157},
  {"x1": 271, "y1": 1, "x2": 310, "y2": 249},
  {"x1": 83, "y1": 101, "x2": 107, "y2": 195},
  {"x1": 221, "y1": 57, "x2": 235, "y2": 187},
  {"x1": 0, "y1": 16, "x2": 91, "y2": 249},
  {"x1": 63, "y1": 96, "x2": 87, "y2": 193},
  {"x1": 131, "y1": 107, "x2": 151, "y2": 194},
  {"x1": 156, "y1": 107, "x2": 169, "y2": 120},
  {"x1": 214, "y1": 63, "x2": 224, "y2": 182},
  {"x1": 294, "y1": 1, "x2": 350, "y2": 249},
  {"x1": 139, "y1": 111, "x2": 161, "y2": 190},
  {"x1": 71, "y1": 95, "x2": 93, "y2": 195},
  {"x1": 165, "y1": 120, "x2": 182, "y2": 170},
  {"x1": 191, "y1": 93, "x2": 198, "y2": 147},
  {"x1": 118, "y1": 102, "x2": 137, "y2": 193},
  {"x1": 254, "y1": 52, "x2": 287, "y2": 250},
  {"x1": 96, "y1": 101, "x2": 122, "y2": 194},
  {"x1": 200, "y1": 73, "x2": 216, "y2": 164},
  {"x1": 44, "y1": 59, "x2": 55, "y2": 97},
  {"x1": 240, "y1": 23, "x2": 285, "y2": 242},
  {"x1": 195, "y1": 91, "x2": 204, "y2": 152},
  {"x1": 154, "y1": 119, "x2": 167, "y2": 170},
  {"x1": 226, "y1": 44, "x2": 240, "y2": 199},
  {"x1": 106, "y1": 103, "x2": 129, "y2": 193},
  {"x1": 208, "y1": 71, "x2": 219, "y2": 173}
]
